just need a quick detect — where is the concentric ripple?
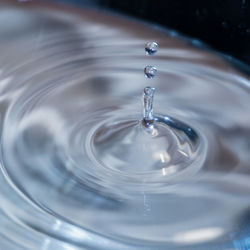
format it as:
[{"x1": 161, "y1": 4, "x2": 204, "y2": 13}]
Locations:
[
  {"x1": 87, "y1": 115, "x2": 205, "y2": 182},
  {"x1": 0, "y1": 1, "x2": 250, "y2": 250}
]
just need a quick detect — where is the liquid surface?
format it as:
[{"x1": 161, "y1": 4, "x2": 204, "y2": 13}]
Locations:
[{"x1": 0, "y1": 2, "x2": 250, "y2": 250}]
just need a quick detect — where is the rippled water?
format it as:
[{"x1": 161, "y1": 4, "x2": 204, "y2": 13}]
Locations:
[{"x1": 1, "y1": 1, "x2": 250, "y2": 250}]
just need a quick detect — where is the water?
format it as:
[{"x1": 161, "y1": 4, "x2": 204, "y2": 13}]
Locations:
[
  {"x1": 145, "y1": 42, "x2": 158, "y2": 55},
  {"x1": 142, "y1": 86, "x2": 155, "y2": 124},
  {"x1": 144, "y1": 65, "x2": 157, "y2": 78},
  {"x1": 1, "y1": 1, "x2": 250, "y2": 250}
]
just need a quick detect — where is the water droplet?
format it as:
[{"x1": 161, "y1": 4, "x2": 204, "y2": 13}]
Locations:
[
  {"x1": 144, "y1": 66, "x2": 157, "y2": 78},
  {"x1": 145, "y1": 42, "x2": 158, "y2": 55}
]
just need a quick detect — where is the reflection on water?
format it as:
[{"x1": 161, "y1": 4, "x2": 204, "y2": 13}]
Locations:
[{"x1": 0, "y1": 1, "x2": 250, "y2": 249}]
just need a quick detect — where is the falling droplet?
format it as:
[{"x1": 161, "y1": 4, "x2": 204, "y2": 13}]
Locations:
[
  {"x1": 145, "y1": 42, "x2": 158, "y2": 55},
  {"x1": 144, "y1": 66, "x2": 157, "y2": 78},
  {"x1": 142, "y1": 86, "x2": 155, "y2": 127}
]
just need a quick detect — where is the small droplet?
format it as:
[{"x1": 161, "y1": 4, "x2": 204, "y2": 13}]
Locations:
[
  {"x1": 145, "y1": 42, "x2": 158, "y2": 55},
  {"x1": 144, "y1": 66, "x2": 157, "y2": 78}
]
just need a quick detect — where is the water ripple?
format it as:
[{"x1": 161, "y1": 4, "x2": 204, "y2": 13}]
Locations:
[{"x1": 0, "y1": 2, "x2": 250, "y2": 249}]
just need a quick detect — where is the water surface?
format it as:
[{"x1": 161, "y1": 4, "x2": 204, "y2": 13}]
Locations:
[{"x1": 0, "y1": 2, "x2": 250, "y2": 249}]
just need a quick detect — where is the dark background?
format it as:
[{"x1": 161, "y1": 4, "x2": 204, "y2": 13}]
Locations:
[{"x1": 54, "y1": 0, "x2": 250, "y2": 65}]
